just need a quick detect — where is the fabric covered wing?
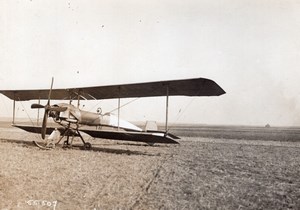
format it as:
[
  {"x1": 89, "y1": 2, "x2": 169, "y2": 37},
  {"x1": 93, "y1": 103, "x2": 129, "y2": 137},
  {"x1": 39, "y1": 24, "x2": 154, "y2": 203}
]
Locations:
[
  {"x1": 80, "y1": 129, "x2": 179, "y2": 144},
  {"x1": 13, "y1": 124, "x2": 179, "y2": 144},
  {"x1": 0, "y1": 77, "x2": 225, "y2": 101},
  {"x1": 13, "y1": 124, "x2": 58, "y2": 135},
  {"x1": 13, "y1": 124, "x2": 78, "y2": 136}
]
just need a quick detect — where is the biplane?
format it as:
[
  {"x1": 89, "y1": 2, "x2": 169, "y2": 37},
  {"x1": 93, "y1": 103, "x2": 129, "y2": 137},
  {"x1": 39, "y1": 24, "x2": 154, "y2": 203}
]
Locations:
[{"x1": 0, "y1": 77, "x2": 225, "y2": 149}]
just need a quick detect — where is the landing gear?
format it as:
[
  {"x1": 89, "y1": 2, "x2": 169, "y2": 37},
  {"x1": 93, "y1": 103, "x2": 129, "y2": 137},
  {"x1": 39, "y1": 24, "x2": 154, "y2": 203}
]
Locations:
[
  {"x1": 62, "y1": 131, "x2": 92, "y2": 150},
  {"x1": 34, "y1": 123, "x2": 92, "y2": 150},
  {"x1": 62, "y1": 139, "x2": 72, "y2": 149},
  {"x1": 83, "y1": 142, "x2": 92, "y2": 150},
  {"x1": 33, "y1": 141, "x2": 52, "y2": 150},
  {"x1": 61, "y1": 126, "x2": 92, "y2": 150}
]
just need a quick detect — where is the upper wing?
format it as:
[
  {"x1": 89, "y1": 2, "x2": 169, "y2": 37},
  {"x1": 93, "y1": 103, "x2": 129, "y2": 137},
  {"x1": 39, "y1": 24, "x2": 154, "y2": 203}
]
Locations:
[{"x1": 0, "y1": 77, "x2": 225, "y2": 101}]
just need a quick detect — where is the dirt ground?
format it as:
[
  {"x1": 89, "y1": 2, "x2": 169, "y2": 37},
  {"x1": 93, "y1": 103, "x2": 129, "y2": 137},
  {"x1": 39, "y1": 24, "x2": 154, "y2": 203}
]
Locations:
[{"x1": 0, "y1": 126, "x2": 300, "y2": 209}]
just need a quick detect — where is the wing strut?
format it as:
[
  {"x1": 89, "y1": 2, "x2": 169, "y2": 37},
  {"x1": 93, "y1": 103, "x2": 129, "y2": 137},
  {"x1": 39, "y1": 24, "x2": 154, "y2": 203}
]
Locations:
[
  {"x1": 77, "y1": 89, "x2": 80, "y2": 108},
  {"x1": 165, "y1": 85, "x2": 169, "y2": 133},
  {"x1": 117, "y1": 98, "x2": 120, "y2": 130},
  {"x1": 36, "y1": 97, "x2": 41, "y2": 126},
  {"x1": 12, "y1": 97, "x2": 15, "y2": 124},
  {"x1": 117, "y1": 86, "x2": 121, "y2": 130}
]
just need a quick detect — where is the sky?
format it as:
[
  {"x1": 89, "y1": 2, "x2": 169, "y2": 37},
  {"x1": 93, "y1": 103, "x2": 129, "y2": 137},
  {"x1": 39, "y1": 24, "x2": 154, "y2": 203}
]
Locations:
[{"x1": 0, "y1": 0, "x2": 300, "y2": 126}]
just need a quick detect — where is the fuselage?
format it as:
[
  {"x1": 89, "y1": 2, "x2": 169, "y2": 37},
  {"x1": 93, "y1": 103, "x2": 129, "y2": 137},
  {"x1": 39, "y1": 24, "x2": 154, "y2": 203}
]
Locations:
[{"x1": 51, "y1": 103, "x2": 142, "y2": 131}]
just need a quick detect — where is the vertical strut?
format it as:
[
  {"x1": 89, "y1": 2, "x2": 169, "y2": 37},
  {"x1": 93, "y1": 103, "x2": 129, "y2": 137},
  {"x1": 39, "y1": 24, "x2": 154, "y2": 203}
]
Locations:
[
  {"x1": 117, "y1": 86, "x2": 120, "y2": 130},
  {"x1": 165, "y1": 85, "x2": 169, "y2": 133},
  {"x1": 69, "y1": 95, "x2": 72, "y2": 105},
  {"x1": 12, "y1": 98, "x2": 16, "y2": 125},
  {"x1": 117, "y1": 97, "x2": 120, "y2": 130},
  {"x1": 77, "y1": 89, "x2": 80, "y2": 108},
  {"x1": 37, "y1": 97, "x2": 40, "y2": 125}
]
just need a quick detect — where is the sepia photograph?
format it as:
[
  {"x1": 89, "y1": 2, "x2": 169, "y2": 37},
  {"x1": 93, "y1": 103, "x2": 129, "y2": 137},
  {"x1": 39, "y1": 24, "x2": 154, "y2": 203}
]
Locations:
[{"x1": 0, "y1": 0, "x2": 299, "y2": 209}]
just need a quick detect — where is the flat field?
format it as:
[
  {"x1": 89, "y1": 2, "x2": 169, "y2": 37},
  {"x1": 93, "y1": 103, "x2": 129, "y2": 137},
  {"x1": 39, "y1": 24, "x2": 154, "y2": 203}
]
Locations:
[{"x1": 0, "y1": 123, "x2": 300, "y2": 209}]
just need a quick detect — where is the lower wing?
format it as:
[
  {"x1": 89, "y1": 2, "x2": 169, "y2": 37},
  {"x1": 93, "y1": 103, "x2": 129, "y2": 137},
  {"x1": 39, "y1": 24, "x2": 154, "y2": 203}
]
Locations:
[
  {"x1": 13, "y1": 124, "x2": 179, "y2": 144},
  {"x1": 80, "y1": 129, "x2": 179, "y2": 144}
]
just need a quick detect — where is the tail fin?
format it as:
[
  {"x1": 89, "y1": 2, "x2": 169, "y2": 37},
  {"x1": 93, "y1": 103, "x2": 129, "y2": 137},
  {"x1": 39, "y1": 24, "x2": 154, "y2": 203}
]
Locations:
[{"x1": 144, "y1": 121, "x2": 158, "y2": 132}]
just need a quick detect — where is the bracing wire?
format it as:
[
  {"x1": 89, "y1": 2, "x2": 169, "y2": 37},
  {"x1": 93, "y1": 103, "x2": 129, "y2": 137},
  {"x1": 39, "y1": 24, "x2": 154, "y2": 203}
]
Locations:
[
  {"x1": 0, "y1": 95, "x2": 10, "y2": 118},
  {"x1": 82, "y1": 99, "x2": 102, "y2": 113},
  {"x1": 108, "y1": 98, "x2": 140, "y2": 114},
  {"x1": 70, "y1": 94, "x2": 139, "y2": 121},
  {"x1": 18, "y1": 99, "x2": 36, "y2": 127},
  {"x1": 174, "y1": 98, "x2": 196, "y2": 122},
  {"x1": 166, "y1": 96, "x2": 198, "y2": 133},
  {"x1": 18, "y1": 100, "x2": 46, "y2": 142}
]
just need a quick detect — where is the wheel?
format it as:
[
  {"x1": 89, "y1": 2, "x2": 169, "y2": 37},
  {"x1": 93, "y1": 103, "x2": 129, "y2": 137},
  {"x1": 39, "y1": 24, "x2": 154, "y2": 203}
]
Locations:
[
  {"x1": 62, "y1": 140, "x2": 72, "y2": 149},
  {"x1": 83, "y1": 142, "x2": 92, "y2": 150},
  {"x1": 33, "y1": 141, "x2": 51, "y2": 150},
  {"x1": 46, "y1": 142, "x2": 55, "y2": 149}
]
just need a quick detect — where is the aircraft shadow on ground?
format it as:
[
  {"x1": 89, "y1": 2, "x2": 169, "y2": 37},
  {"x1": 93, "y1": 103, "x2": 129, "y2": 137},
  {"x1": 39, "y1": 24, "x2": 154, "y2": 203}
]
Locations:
[
  {"x1": 115, "y1": 142, "x2": 172, "y2": 147},
  {"x1": 0, "y1": 138, "x2": 35, "y2": 147},
  {"x1": 0, "y1": 138, "x2": 159, "y2": 156},
  {"x1": 77, "y1": 145, "x2": 159, "y2": 156}
]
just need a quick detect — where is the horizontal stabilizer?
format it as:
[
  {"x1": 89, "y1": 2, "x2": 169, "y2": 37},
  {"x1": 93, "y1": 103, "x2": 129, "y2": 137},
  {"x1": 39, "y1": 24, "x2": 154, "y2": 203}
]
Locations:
[{"x1": 144, "y1": 130, "x2": 180, "y2": 139}]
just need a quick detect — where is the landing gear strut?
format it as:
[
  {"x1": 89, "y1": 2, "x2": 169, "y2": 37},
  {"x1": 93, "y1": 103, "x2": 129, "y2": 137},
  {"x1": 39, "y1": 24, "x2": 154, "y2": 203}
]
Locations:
[
  {"x1": 83, "y1": 142, "x2": 92, "y2": 150},
  {"x1": 60, "y1": 125, "x2": 92, "y2": 150},
  {"x1": 34, "y1": 124, "x2": 92, "y2": 150}
]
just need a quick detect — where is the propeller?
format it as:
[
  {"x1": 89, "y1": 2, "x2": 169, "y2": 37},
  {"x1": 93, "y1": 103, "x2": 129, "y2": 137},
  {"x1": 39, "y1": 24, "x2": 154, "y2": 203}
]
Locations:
[
  {"x1": 31, "y1": 78, "x2": 69, "y2": 139},
  {"x1": 31, "y1": 104, "x2": 67, "y2": 112},
  {"x1": 34, "y1": 104, "x2": 68, "y2": 139},
  {"x1": 31, "y1": 104, "x2": 45, "y2": 109},
  {"x1": 31, "y1": 78, "x2": 54, "y2": 139}
]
